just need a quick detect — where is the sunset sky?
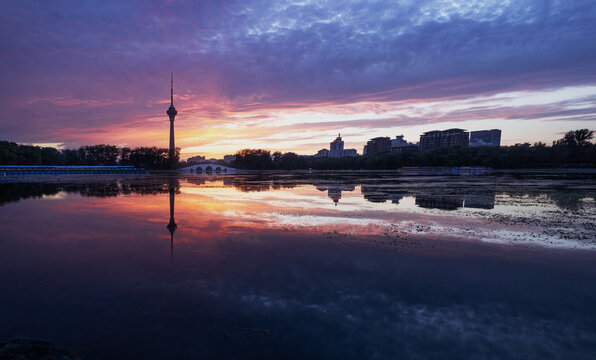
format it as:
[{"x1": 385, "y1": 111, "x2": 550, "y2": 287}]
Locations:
[{"x1": 1, "y1": 0, "x2": 595, "y2": 159}]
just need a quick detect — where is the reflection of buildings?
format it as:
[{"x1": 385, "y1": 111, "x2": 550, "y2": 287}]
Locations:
[
  {"x1": 315, "y1": 182, "x2": 356, "y2": 205},
  {"x1": 357, "y1": 185, "x2": 496, "y2": 210},
  {"x1": 464, "y1": 194, "x2": 495, "y2": 209},
  {"x1": 166, "y1": 178, "x2": 178, "y2": 263},
  {"x1": 360, "y1": 185, "x2": 405, "y2": 204},
  {"x1": 415, "y1": 195, "x2": 463, "y2": 210},
  {"x1": 415, "y1": 193, "x2": 495, "y2": 210}
]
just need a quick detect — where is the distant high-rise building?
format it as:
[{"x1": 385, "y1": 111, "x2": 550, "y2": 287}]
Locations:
[
  {"x1": 419, "y1": 128, "x2": 469, "y2": 150},
  {"x1": 470, "y1": 129, "x2": 501, "y2": 147},
  {"x1": 390, "y1": 135, "x2": 418, "y2": 152},
  {"x1": 187, "y1": 155, "x2": 206, "y2": 163},
  {"x1": 363, "y1": 137, "x2": 391, "y2": 156},
  {"x1": 330, "y1": 134, "x2": 344, "y2": 153},
  {"x1": 314, "y1": 149, "x2": 330, "y2": 157},
  {"x1": 223, "y1": 155, "x2": 237, "y2": 163},
  {"x1": 391, "y1": 135, "x2": 408, "y2": 148},
  {"x1": 314, "y1": 134, "x2": 358, "y2": 158},
  {"x1": 166, "y1": 73, "x2": 178, "y2": 161}
]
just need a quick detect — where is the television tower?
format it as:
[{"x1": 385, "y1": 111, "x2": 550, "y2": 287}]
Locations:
[{"x1": 167, "y1": 72, "x2": 177, "y2": 161}]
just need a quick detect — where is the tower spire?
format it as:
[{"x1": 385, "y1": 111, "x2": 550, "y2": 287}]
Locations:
[{"x1": 170, "y1": 72, "x2": 174, "y2": 106}]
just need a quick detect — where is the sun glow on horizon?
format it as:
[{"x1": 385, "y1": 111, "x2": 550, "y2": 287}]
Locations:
[
  {"x1": 3, "y1": 0, "x2": 595, "y2": 158},
  {"x1": 167, "y1": 85, "x2": 596, "y2": 159}
]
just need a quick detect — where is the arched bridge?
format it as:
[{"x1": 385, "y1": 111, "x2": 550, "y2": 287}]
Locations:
[{"x1": 180, "y1": 164, "x2": 237, "y2": 174}]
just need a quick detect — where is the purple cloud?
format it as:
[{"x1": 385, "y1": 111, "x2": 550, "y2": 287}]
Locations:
[{"x1": 0, "y1": 0, "x2": 595, "y2": 149}]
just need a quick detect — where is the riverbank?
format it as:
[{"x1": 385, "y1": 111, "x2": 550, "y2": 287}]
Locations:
[
  {"x1": 0, "y1": 165, "x2": 146, "y2": 177},
  {"x1": 3, "y1": 167, "x2": 596, "y2": 183}
]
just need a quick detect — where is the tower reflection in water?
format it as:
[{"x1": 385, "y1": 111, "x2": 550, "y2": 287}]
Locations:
[{"x1": 166, "y1": 177, "x2": 179, "y2": 263}]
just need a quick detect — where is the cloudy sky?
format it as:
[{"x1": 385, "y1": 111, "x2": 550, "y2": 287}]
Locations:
[{"x1": 1, "y1": 0, "x2": 595, "y2": 158}]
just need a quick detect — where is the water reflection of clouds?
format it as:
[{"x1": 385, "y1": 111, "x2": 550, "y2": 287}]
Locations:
[
  {"x1": 230, "y1": 287, "x2": 572, "y2": 359},
  {"x1": 180, "y1": 181, "x2": 494, "y2": 214},
  {"x1": 173, "y1": 178, "x2": 596, "y2": 250},
  {"x1": 1, "y1": 175, "x2": 595, "y2": 250},
  {"x1": 181, "y1": 179, "x2": 501, "y2": 214},
  {"x1": 135, "y1": 229, "x2": 593, "y2": 359}
]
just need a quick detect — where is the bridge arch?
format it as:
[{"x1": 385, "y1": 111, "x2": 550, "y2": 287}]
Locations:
[{"x1": 179, "y1": 163, "x2": 237, "y2": 174}]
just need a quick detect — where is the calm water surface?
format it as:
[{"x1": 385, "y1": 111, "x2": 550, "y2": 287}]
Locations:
[{"x1": 1, "y1": 173, "x2": 595, "y2": 359}]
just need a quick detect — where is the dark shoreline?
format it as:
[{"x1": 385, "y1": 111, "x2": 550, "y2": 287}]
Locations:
[{"x1": 2, "y1": 167, "x2": 596, "y2": 183}]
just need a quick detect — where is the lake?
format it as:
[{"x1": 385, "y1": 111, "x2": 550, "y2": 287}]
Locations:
[{"x1": 1, "y1": 173, "x2": 595, "y2": 359}]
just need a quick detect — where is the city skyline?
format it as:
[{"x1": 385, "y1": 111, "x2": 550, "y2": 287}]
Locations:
[{"x1": 1, "y1": 1, "x2": 595, "y2": 159}]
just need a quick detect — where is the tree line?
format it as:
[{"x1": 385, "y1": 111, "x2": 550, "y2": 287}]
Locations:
[
  {"x1": 0, "y1": 142, "x2": 179, "y2": 169},
  {"x1": 1, "y1": 129, "x2": 593, "y2": 170},
  {"x1": 232, "y1": 129, "x2": 595, "y2": 170}
]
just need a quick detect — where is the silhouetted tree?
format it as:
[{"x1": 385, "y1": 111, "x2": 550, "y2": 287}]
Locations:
[
  {"x1": 555, "y1": 129, "x2": 594, "y2": 147},
  {"x1": 0, "y1": 141, "x2": 178, "y2": 169},
  {"x1": 61, "y1": 149, "x2": 81, "y2": 165},
  {"x1": 233, "y1": 149, "x2": 273, "y2": 169},
  {"x1": 129, "y1": 147, "x2": 171, "y2": 169},
  {"x1": 40, "y1": 147, "x2": 63, "y2": 165},
  {"x1": 119, "y1": 147, "x2": 132, "y2": 165},
  {"x1": 2, "y1": 129, "x2": 594, "y2": 169},
  {"x1": 78, "y1": 145, "x2": 119, "y2": 165},
  {"x1": 0, "y1": 141, "x2": 21, "y2": 164},
  {"x1": 279, "y1": 152, "x2": 306, "y2": 170},
  {"x1": 272, "y1": 151, "x2": 282, "y2": 168}
]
